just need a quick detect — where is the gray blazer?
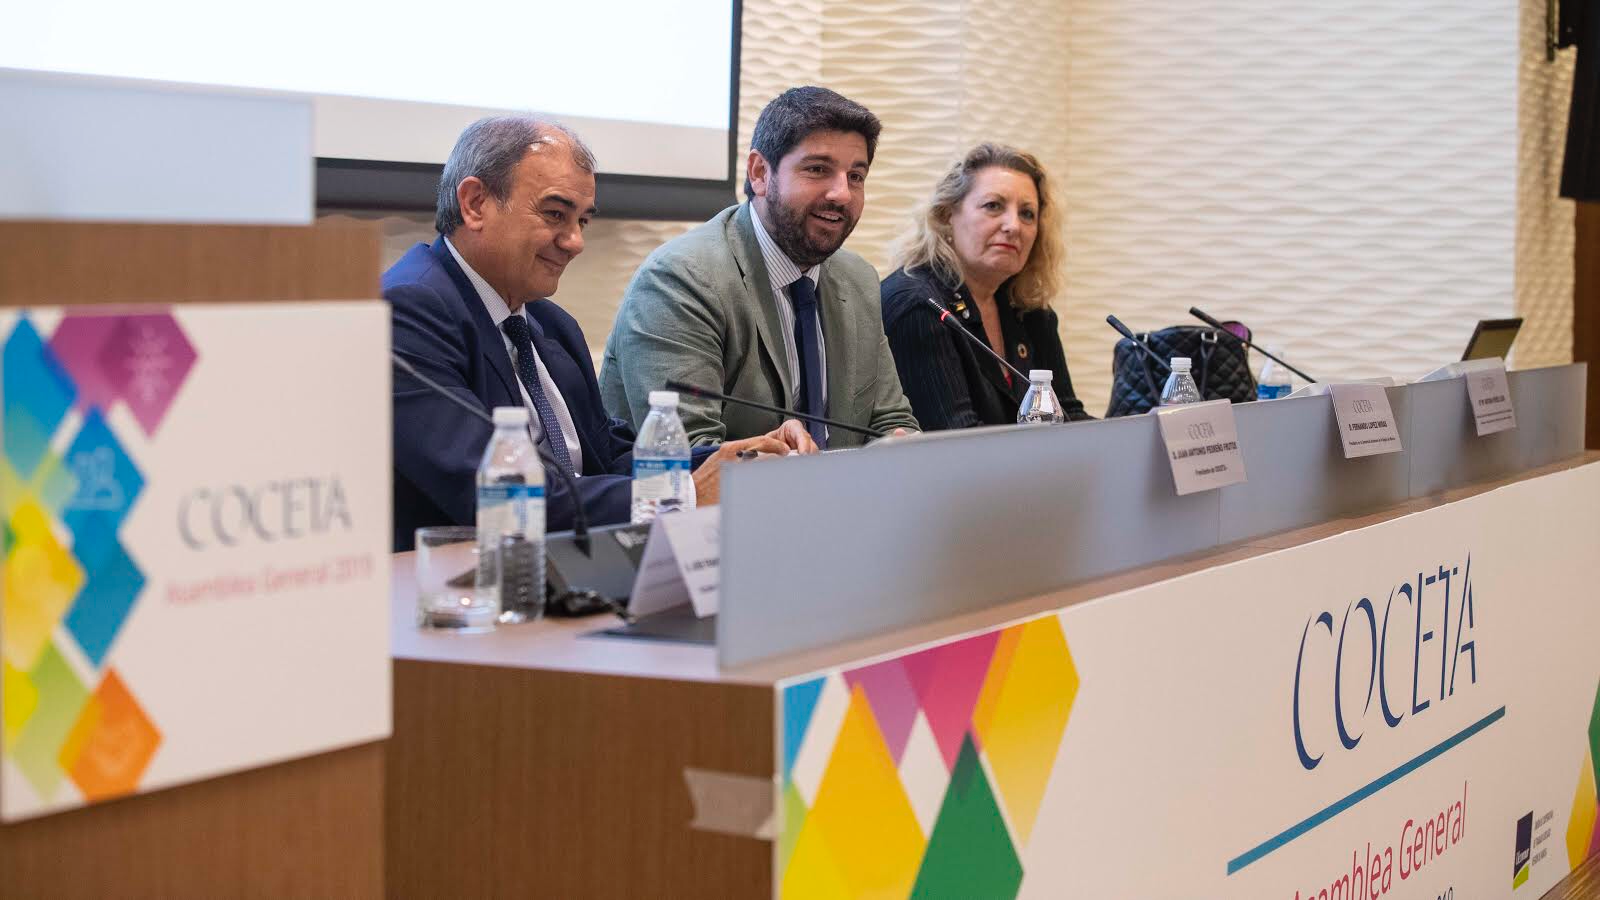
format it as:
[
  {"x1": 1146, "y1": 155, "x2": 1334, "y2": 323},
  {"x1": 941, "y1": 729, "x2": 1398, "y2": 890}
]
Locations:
[{"x1": 600, "y1": 203, "x2": 919, "y2": 448}]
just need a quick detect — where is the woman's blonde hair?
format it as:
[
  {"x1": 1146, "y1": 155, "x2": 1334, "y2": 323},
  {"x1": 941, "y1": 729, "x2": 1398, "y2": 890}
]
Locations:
[{"x1": 889, "y1": 142, "x2": 1063, "y2": 311}]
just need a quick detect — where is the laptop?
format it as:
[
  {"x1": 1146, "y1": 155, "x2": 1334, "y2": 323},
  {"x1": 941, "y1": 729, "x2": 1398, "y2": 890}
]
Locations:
[{"x1": 1461, "y1": 317, "x2": 1522, "y2": 362}]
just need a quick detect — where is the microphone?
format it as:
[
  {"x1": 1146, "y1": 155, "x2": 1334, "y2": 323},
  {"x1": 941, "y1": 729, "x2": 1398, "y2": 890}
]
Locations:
[
  {"x1": 1188, "y1": 307, "x2": 1317, "y2": 383},
  {"x1": 923, "y1": 297, "x2": 1030, "y2": 384},
  {"x1": 665, "y1": 380, "x2": 886, "y2": 438},
  {"x1": 391, "y1": 352, "x2": 591, "y2": 557},
  {"x1": 393, "y1": 353, "x2": 653, "y2": 622},
  {"x1": 1105, "y1": 315, "x2": 1170, "y2": 372}
]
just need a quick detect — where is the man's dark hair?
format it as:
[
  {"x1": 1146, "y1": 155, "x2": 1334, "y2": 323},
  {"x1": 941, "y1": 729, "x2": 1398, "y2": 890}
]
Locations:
[
  {"x1": 744, "y1": 86, "x2": 881, "y2": 199},
  {"x1": 435, "y1": 115, "x2": 595, "y2": 235}
]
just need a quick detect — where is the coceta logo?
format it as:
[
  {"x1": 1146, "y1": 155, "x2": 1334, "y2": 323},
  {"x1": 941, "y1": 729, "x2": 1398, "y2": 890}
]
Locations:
[
  {"x1": 178, "y1": 476, "x2": 352, "y2": 549},
  {"x1": 1292, "y1": 556, "x2": 1480, "y2": 770}
]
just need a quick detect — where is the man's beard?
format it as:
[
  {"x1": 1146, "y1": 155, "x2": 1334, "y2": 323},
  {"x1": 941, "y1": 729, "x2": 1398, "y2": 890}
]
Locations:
[{"x1": 764, "y1": 178, "x2": 856, "y2": 269}]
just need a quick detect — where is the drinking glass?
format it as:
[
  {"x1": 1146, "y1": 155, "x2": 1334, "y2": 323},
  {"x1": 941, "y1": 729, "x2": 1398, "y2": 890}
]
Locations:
[{"x1": 414, "y1": 526, "x2": 497, "y2": 632}]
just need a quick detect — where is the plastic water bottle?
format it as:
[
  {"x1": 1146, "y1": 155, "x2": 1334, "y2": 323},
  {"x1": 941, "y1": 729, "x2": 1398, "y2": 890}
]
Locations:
[
  {"x1": 1018, "y1": 369, "x2": 1064, "y2": 423},
  {"x1": 632, "y1": 390, "x2": 696, "y2": 524},
  {"x1": 1256, "y1": 346, "x2": 1293, "y2": 400},
  {"x1": 1159, "y1": 357, "x2": 1204, "y2": 406},
  {"x1": 477, "y1": 406, "x2": 545, "y2": 624}
]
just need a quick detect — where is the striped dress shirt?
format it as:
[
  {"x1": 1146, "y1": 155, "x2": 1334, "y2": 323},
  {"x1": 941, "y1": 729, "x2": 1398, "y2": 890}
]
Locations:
[
  {"x1": 748, "y1": 206, "x2": 828, "y2": 410},
  {"x1": 443, "y1": 237, "x2": 585, "y2": 473}
]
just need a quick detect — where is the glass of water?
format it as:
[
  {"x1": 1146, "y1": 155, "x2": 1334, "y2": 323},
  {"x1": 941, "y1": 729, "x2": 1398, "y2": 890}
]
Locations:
[{"x1": 415, "y1": 526, "x2": 497, "y2": 632}]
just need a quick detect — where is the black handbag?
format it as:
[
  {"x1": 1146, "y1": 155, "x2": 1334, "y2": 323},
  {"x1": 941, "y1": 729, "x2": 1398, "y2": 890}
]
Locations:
[{"x1": 1105, "y1": 326, "x2": 1257, "y2": 417}]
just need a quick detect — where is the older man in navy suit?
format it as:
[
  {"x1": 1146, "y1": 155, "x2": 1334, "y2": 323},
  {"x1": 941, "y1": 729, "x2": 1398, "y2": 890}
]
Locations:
[{"x1": 386, "y1": 116, "x2": 813, "y2": 551}]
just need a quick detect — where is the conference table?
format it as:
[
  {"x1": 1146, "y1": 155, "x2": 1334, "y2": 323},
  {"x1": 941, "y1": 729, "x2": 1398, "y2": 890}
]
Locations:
[{"x1": 386, "y1": 364, "x2": 1600, "y2": 899}]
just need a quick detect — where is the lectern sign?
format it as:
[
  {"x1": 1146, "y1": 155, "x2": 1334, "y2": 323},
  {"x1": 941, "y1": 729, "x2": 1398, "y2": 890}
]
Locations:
[
  {"x1": 1328, "y1": 383, "x2": 1403, "y2": 459},
  {"x1": 1155, "y1": 399, "x2": 1247, "y2": 495},
  {"x1": 774, "y1": 463, "x2": 1600, "y2": 899},
  {"x1": 1465, "y1": 362, "x2": 1517, "y2": 436},
  {"x1": 0, "y1": 304, "x2": 390, "y2": 821}
]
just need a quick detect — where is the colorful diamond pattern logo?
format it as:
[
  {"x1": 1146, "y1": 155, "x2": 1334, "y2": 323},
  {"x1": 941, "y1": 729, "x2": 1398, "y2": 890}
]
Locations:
[
  {"x1": 910, "y1": 735, "x2": 1023, "y2": 899},
  {"x1": 4, "y1": 319, "x2": 76, "y2": 480},
  {"x1": 783, "y1": 685, "x2": 927, "y2": 899},
  {"x1": 780, "y1": 615, "x2": 1079, "y2": 898},
  {"x1": 10, "y1": 642, "x2": 90, "y2": 799},
  {"x1": 59, "y1": 669, "x2": 161, "y2": 802},
  {"x1": 51, "y1": 312, "x2": 196, "y2": 437},
  {"x1": 1567, "y1": 679, "x2": 1600, "y2": 869},
  {"x1": 3, "y1": 500, "x2": 85, "y2": 672},
  {"x1": 1, "y1": 312, "x2": 191, "y2": 813}
]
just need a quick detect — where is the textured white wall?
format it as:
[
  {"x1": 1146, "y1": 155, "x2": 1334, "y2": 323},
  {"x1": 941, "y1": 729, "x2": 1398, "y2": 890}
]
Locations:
[
  {"x1": 348, "y1": 0, "x2": 1573, "y2": 413},
  {"x1": 1066, "y1": 0, "x2": 1525, "y2": 407}
]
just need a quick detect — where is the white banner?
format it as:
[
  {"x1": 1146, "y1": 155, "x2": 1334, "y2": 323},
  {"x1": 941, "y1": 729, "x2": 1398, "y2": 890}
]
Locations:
[
  {"x1": 777, "y1": 462, "x2": 1600, "y2": 899},
  {"x1": 0, "y1": 304, "x2": 391, "y2": 821}
]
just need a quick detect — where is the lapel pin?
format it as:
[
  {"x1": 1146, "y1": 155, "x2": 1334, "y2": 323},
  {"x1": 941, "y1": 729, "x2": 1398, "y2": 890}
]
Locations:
[{"x1": 1017, "y1": 343, "x2": 1029, "y2": 359}]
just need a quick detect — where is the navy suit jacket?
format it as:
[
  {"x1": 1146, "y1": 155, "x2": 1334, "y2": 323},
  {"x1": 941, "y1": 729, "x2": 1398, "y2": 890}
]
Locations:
[{"x1": 386, "y1": 237, "x2": 654, "y2": 551}]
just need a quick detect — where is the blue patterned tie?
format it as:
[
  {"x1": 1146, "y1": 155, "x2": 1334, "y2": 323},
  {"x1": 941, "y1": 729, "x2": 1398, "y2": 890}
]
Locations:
[
  {"x1": 501, "y1": 314, "x2": 577, "y2": 475},
  {"x1": 788, "y1": 275, "x2": 827, "y2": 448}
]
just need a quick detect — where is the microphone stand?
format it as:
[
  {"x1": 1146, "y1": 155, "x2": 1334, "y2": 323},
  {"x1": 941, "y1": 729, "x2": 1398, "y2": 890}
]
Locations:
[
  {"x1": 664, "y1": 380, "x2": 887, "y2": 438},
  {"x1": 923, "y1": 296, "x2": 1030, "y2": 384},
  {"x1": 1188, "y1": 307, "x2": 1318, "y2": 383},
  {"x1": 1105, "y1": 314, "x2": 1170, "y2": 373},
  {"x1": 392, "y1": 353, "x2": 592, "y2": 556}
]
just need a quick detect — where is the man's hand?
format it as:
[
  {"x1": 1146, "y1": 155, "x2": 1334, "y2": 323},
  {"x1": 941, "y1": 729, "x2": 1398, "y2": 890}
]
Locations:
[
  {"x1": 766, "y1": 418, "x2": 820, "y2": 455},
  {"x1": 864, "y1": 427, "x2": 915, "y2": 447},
  {"x1": 692, "y1": 435, "x2": 791, "y2": 506}
]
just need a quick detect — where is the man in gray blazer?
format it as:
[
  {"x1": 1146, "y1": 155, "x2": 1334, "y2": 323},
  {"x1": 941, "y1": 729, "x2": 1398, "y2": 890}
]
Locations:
[{"x1": 600, "y1": 87, "x2": 918, "y2": 449}]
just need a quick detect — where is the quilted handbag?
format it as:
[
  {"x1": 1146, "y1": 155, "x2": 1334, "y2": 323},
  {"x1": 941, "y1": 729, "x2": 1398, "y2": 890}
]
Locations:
[{"x1": 1105, "y1": 325, "x2": 1257, "y2": 417}]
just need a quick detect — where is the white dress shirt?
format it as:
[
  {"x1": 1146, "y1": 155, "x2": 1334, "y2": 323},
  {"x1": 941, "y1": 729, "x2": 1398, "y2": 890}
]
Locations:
[
  {"x1": 444, "y1": 237, "x2": 584, "y2": 475},
  {"x1": 749, "y1": 206, "x2": 828, "y2": 410}
]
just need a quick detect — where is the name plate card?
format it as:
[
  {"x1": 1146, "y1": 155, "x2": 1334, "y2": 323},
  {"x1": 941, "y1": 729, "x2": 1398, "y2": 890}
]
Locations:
[
  {"x1": 627, "y1": 506, "x2": 721, "y2": 619},
  {"x1": 1464, "y1": 362, "x2": 1517, "y2": 436},
  {"x1": 1155, "y1": 399, "x2": 1247, "y2": 495},
  {"x1": 1328, "y1": 383, "x2": 1404, "y2": 459}
]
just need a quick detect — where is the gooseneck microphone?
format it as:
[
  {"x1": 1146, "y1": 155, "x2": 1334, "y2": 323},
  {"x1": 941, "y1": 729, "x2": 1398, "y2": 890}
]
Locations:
[
  {"x1": 923, "y1": 297, "x2": 1030, "y2": 384},
  {"x1": 1105, "y1": 315, "x2": 1170, "y2": 371},
  {"x1": 665, "y1": 380, "x2": 886, "y2": 438},
  {"x1": 391, "y1": 352, "x2": 592, "y2": 557},
  {"x1": 1188, "y1": 307, "x2": 1317, "y2": 383}
]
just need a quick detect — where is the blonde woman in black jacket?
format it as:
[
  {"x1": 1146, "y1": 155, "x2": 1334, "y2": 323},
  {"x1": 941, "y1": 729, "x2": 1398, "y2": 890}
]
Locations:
[{"x1": 880, "y1": 143, "x2": 1090, "y2": 429}]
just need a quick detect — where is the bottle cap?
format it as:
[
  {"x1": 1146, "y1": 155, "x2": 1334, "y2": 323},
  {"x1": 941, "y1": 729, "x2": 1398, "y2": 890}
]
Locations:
[
  {"x1": 648, "y1": 390, "x2": 680, "y2": 408},
  {"x1": 1029, "y1": 369, "x2": 1053, "y2": 382},
  {"x1": 493, "y1": 406, "x2": 530, "y2": 426},
  {"x1": 1171, "y1": 357, "x2": 1192, "y2": 371}
]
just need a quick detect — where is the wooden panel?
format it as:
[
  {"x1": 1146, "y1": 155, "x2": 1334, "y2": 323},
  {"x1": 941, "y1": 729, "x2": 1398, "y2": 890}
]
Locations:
[
  {"x1": 0, "y1": 741, "x2": 384, "y2": 899},
  {"x1": 388, "y1": 660, "x2": 773, "y2": 899},
  {"x1": 0, "y1": 220, "x2": 379, "y2": 306},
  {"x1": 1577, "y1": 202, "x2": 1600, "y2": 449},
  {"x1": 1542, "y1": 852, "x2": 1600, "y2": 899}
]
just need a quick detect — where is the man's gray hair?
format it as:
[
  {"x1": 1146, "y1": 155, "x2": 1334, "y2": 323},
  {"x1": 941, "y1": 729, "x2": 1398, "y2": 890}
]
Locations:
[{"x1": 434, "y1": 115, "x2": 597, "y2": 235}]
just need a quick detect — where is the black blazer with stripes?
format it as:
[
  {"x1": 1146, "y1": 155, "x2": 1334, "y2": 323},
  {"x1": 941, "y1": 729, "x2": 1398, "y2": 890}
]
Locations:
[{"x1": 880, "y1": 266, "x2": 1091, "y2": 430}]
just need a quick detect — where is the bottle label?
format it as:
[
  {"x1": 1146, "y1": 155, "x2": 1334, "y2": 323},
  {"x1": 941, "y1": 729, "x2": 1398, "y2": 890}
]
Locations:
[
  {"x1": 633, "y1": 458, "x2": 691, "y2": 499},
  {"x1": 1257, "y1": 383, "x2": 1292, "y2": 401},
  {"x1": 477, "y1": 484, "x2": 545, "y2": 537}
]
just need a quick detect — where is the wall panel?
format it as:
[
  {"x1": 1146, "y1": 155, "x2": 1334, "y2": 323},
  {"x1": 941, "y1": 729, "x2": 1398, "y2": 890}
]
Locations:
[
  {"x1": 1517, "y1": 0, "x2": 1577, "y2": 368},
  {"x1": 349, "y1": 0, "x2": 1571, "y2": 417},
  {"x1": 1063, "y1": 0, "x2": 1521, "y2": 410}
]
